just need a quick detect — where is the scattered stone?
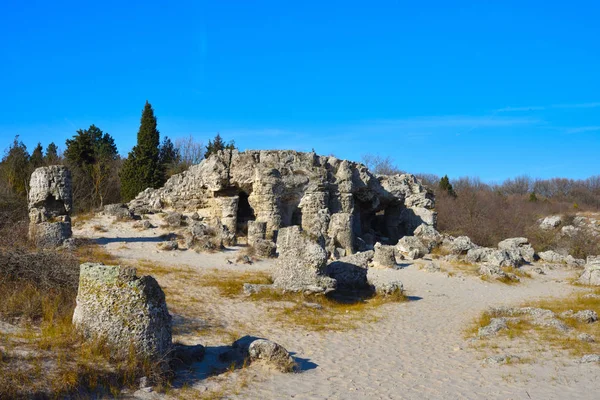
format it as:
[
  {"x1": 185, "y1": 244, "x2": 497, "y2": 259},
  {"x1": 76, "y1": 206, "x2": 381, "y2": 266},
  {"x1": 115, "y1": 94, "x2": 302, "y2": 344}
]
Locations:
[
  {"x1": 483, "y1": 354, "x2": 521, "y2": 365},
  {"x1": 574, "y1": 310, "x2": 598, "y2": 323},
  {"x1": 28, "y1": 165, "x2": 73, "y2": 248},
  {"x1": 371, "y1": 280, "x2": 404, "y2": 296},
  {"x1": 497, "y1": 237, "x2": 535, "y2": 263},
  {"x1": 561, "y1": 225, "x2": 579, "y2": 237},
  {"x1": 578, "y1": 333, "x2": 595, "y2": 343},
  {"x1": 272, "y1": 226, "x2": 336, "y2": 294},
  {"x1": 72, "y1": 263, "x2": 172, "y2": 360},
  {"x1": 242, "y1": 283, "x2": 273, "y2": 295},
  {"x1": 302, "y1": 302, "x2": 323, "y2": 310},
  {"x1": 158, "y1": 240, "x2": 179, "y2": 251},
  {"x1": 190, "y1": 212, "x2": 201, "y2": 221},
  {"x1": 478, "y1": 318, "x2": 508, "y2": 338},
  {"x1": 396, "y1": 236, "x2": 428, "y2": 259},
  {"x1": 103, "y1": 203, "x2": 134, "y2": 220},
  {"x1": 133, "y1": 220, "x2": 153, "y2": 230},
  {"x1": 373, "y1": 243, "x2": 396, "y2": 267},
  {"x1": 532, "y1": 267, "x2": 545, "y2": 275},
  {"x1": 413, "y1": 223, "x2": 442, "y2": 249},
  {"x1": 448, "y1": 236, "x2": 476, "y2": 255},
  {"x1": 325, "y1": 251, "x2": 373, "y2": 291},
  {"x1": 539, "y1": 215, "x2": 562, "y2": 230},
  {"x1": 538, "y1": 250, "x2": 565, "y2": 264},
  {"x1": 577, "y1": 256, "x2": 600, "y2": 286},
  {"x1": 577, "y1": 354, "x2": 600, "y2": 363},
  {"x1": 565, "y1": 255, "x2": 586, "y2": 268},
  {"x1": 253, "y1": 238, "x2": 276, "y2": 258},
  {"x1": 248, "y1": 339, "x2": 297, "y2": 372},
  {"x1": 164, "y1": 212, "x2": 184, "y2": 227}
]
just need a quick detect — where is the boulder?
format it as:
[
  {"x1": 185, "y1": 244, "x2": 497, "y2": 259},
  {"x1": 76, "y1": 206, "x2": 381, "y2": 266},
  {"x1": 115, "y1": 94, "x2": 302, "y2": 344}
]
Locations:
[
  {"x1": 497, "y1": 237, "x2": 535, "y2": 263},
  {"x1": 373, "y1": 243, "x2": 396, "y2": 267},
  {"x1": 396, "y1": 236, "x2": 428, "y2": 259},
  {"x1": 538, "y1": 250, "x2": 565, "y2": 264},
  {"x1": 103, "y1": 203, "x2": 134, "y2": 220},
  {"x1": 272, "y1": 226, "x2": 336, "y2": 294},
  {"x1": 371, "y1": 280, "x2": 404, "y2": 296},
  {"x1": 28, "y1": 166, "x2": 73, "y2": 248},
  {"x1": 164, "y1": 212, "x2": 184, "y2": 227},
  {"x1": 539, "y1": 215, "x2": 562, "y2": 230},
  {"x1": 325, "y1": 250, "x2": 373, "y2": 291},
  {"x1": 72, "y1": 263, "x2": 172, "y2": 360},
  {"x1": 253, "y1": 238, "x2": 276, "y2": 257},
  {"x1": 413, "y1": 223, "x2": 442, "y2": 249},
  {"x1": 248, "y1": 339, "x2": 297, "y2": 372},
  {"x1": 577, "y1": 256, "x2": 600, "y2": 286},
  {"x1": 247, "y1": 221, "x2": 267, "y2": 246},
  {"x1": 448, "y1": 236, "x2": 476, "y2": 255},
  {"x1": 478, "y1": 318, "x2": 508, "y2": 338}
]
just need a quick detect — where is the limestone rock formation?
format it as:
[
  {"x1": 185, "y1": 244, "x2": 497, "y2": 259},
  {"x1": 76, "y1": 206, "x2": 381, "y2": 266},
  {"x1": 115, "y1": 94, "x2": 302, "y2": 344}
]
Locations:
[
  {"x1": 497, "y1": 237, "x2": 535, "y2": 263},
  {"x1": 72, "y1": 263, "x2": 172, "y2": 360},
  {"x1": 373, "y1": 243, "x2": 396, "y2": 267},
  {"x1": 129, "y1": 150, "x2": 436, "y2": 255},
  {"x1": 577, "y1": 256, "x2": 600, "y2": 286},
  {"x1": 325, "y1": 250, "x2": 373, "y2": 290},
  {"x1": 103, "y1": 203, "x2": 134, "y2": 220},
  {"x1": 272, "y1": 226, "x2": 336, "y2": 294},
  {"x1": 248, "y1": 339, "x2": 297, "y2": 372},
  {"x1": 28, "y1": 166, "x2": 73, "y2": 248}
]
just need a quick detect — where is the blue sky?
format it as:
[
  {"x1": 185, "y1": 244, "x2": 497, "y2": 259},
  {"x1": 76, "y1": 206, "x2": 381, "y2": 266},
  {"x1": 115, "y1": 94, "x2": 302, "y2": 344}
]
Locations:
[{"x1": 1, "y1": 0, "x2": 599, "y2": 182}]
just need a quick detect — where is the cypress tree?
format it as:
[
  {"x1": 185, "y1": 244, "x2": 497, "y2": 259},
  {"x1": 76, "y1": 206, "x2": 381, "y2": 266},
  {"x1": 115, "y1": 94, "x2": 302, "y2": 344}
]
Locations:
[
  {"x1": 45, "y1": 142, "x2": 59, "y2": 164},
  {"x1": 120, "y1": 101, "x2": 164, "y2": 201},
  {"x1": 204, "y1": 133, "x2": 236, "y2": 159},
  {"x1": 439, "y1": 175, "x2": 457, "y2": 198},
  {"x1": 30, "y1": 143, "x2": 44, "y2": 168}
]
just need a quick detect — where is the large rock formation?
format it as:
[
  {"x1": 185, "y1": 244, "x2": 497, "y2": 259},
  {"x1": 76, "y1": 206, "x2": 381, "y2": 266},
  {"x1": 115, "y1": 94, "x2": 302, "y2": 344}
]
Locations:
[
  {"x1": 129, "y1": 150, "x2": 435, "y2": 254},
  {"x1": 72, "y1": 263, "x2": 172, "y2": 360},
  {"x1": 28, "y1": 166, "x2": 73, "y2": 248},
  {"x1": 578, "y1": 256, "x2": 600, "y2": 286},
  {"x1": 272, "y1": 226, "x2": 336, "y2": 294}
]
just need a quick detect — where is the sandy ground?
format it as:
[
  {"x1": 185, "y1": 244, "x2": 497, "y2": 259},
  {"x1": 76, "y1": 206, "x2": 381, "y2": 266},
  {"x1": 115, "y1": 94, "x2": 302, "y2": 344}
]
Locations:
[{"x1": 73, "y1": 213, "x2": 599, "y2": 400}]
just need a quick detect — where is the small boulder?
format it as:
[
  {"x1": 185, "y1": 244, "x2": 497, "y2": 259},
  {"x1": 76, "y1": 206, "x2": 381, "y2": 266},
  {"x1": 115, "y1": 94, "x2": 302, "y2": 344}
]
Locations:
[
  {"x1": 253, "y1": 239, "x2": 276, "y2": 258},
  {"x1": 103, "y1": 203, "x2": 134, "y2": 220},
  {"x1": 478, "y1": 318, "x2": 508, "y2": 338},
  {"x1": 577, "y1": 256, "x2": 600, "y2": 286},
  {"x1": 325, "y1": 251, "x2": 373, "y2": 291},
  {"x1": 574, "y1": 310, "x2": 598, "y2": 323},
  {"x1": 371, "y1": 280, "x2": 404, "y2": 297},
  {"x1": 373, "y1": 243, "x2": 396, "y2": 267},
  {"x1": 164, "y1": 212, "x2": 184, "y2": 227},
  {"x1": 248, "y1": 339, "x2": 297, "y2": 372},
  {"x1": 539, "y1": 215, "x2": 562, "y2": 230},
  {"x1": 396, "y1": 236, "x2": 428, "y2": 259}
]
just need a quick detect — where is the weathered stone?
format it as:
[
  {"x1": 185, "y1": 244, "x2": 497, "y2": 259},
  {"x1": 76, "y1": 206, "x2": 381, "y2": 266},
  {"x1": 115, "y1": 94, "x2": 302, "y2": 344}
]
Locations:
[
  {"x1": 103, "y1": 203, "x2": 134, "y2": 220},
  {"x1": 253, "y1": 238, "x2": 276, "y2": 258},
  {"x1": 577, "y1": 256, "x2": 600, "y2": 286},
  {"x1": 371, "y1": 280, "x2": 404, "y2": 296},
  {"x1": 248, "y1": 339, "x2": 297, "y2": 372},
  {"x1": 577, "y1": 354, "x2": 600, "y2": 363},
  {"x1": 578, "y1": 333, "x2": 595, "y2": 343},
  {"x1": 164, "y1": 212, "x2": 184, "y2": 227},
  {"x1": 325, "y1": 251, "x2": 373, "y2": 290},
  {"x1": 129, "y1": 150, "x2": 436, "y2": 254},
  {"x1": 243, "y1": 283, "x2": 274, "y2": 295},
  {"x1": 539, "y1": 215, "x2": 562, "y2": 230},
  {"x1": 158, "y1": 240, "x2": 179, "y2": 251},
  {"x1": 133, "y1": 220, "x2": 153, "y2": 230},
  {"x1": 424, "y1": 261, "x2": 441, "y2": 272},
  {"x1": 72, "y1": 263, "x2": 172, "y2": 360},
  {"x1": 478, "y1": 318, "x2": 508, "y2": 338},
  {"x1": 538, "y1": 250, "x2": 565, "y2": 264},
  {"x1": 373, "y1": 243, "x2": 396, "y2": 267},
  {"x1": 247, "y1": 221, "x2": 267, "y2": 246},
  {"x1": 482, "y1": 354, "x2": 521, "y2": 365},
  {"x1": 28, "y1": 166, "x2": 73, "y2": 248},
  {"x1": 272, "y1": 226, "x2": 336, "y2": 294},
  {"x1": 413, "y1": 223, "x2": 442, "y2": 249},
  {"x1": 574, "y1": 310, "x2": 598, "y2": 323},
  {"x1": 396, "y1": 236, "x2": 428, "y2": 259},
  {"x1": 497, "y1": 237, "x2": 535, "y2": 263},
  {"x1": 448, "y1": 236, "x2": 476, "y2": 255}
]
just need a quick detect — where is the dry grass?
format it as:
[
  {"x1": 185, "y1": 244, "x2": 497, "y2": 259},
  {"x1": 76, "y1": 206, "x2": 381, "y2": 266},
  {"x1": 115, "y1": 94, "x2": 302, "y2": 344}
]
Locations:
[
  {"x1": 468, "y1": 289, "x2": 600, "y2": 359},
  {"x1": 71, "y1": 212, "x2": 96, "y2": 227},
  {"x1": 73, "y1": 242, "x2": 121, "y2": 265}
]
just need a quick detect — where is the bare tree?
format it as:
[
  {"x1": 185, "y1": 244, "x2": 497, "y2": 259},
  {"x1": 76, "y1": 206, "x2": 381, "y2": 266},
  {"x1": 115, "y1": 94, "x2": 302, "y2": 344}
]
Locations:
[
  {"x1": 174, "y1": 135, "x2": 204, "y2": 172},
  {"x1": 361, "y1": 154, "x2": 404, "y2": 175}
]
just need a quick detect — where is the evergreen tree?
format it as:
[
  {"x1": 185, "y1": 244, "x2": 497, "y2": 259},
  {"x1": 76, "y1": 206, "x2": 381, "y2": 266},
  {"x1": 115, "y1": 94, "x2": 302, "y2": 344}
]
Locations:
[
  {"x1": 120, "y1": 101, "x2": 164, "y2": 201},
  {"x1": 529, "y1": 192, "x2": 538, "y2": 202},
  {"x1": 30, "y1": 143, "x2": 44, "y2": 169},
  {"x1": 159, "y1": 136, "x2": 180, "y2": 179},
  {"x1": 0, "y1": 136, "x2": 31, "y2": 196},
  {"x1": 204, "y1": 133, "x2": 236, "y2": 159},
  {"x1": 45, "y1": 142, "x2": 59, "y2": 164},
  {"x1": 439, "y1": 175, "x2": 457, "y2": 198},
  {"x1": 64, "y1": 125, "x2": 119, "y2": 208}
]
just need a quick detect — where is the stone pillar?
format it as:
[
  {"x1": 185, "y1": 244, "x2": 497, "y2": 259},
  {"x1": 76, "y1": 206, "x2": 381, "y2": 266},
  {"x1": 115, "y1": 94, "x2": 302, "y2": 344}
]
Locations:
[
  {"x1": 216, "y1": 196, "x2": 239, "y2": 234},
  {"x1": 247, "y1": 220, "x2": 267, "y2": 246},
  {"x1": 28, "y1": 166, "x2": 73, "y2": 248}
]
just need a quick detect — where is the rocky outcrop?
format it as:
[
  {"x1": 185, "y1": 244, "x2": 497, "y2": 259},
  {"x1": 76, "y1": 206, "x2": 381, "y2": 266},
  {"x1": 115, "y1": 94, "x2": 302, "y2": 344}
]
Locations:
[
  {"x1": 129, "y1": 150, "x2": 435, "y2": 255},
  {"x1": 325, "y1": 250, "x2": 373, "y2": 290},
  {"x1": 539, "y1": 215, "x2": 562, "y2": 230},
  {"x1": 28, "y1": 166, "x2": 73, "y2": 248},
  {"x1": 247, "y1": 220, "x2": 267, "y2": 246},
  {"x1": 103, "y1": 203, "x2": 134, "y2": 220},
  {"x1": 272, "y1": 226, "x2": 336, "y2": 294},
  {"x1": 577, "y1": 256, "x2": 600, "y2": 286},
  {"x1": 72, "y1": 263, "x2": 172, "y2": 360},
  {"x1": 497, "y1": 237, "x2": 535, "y2": 263},
  {"x1": 396, "y1": 236, "x2": 428, "y2": 259}
]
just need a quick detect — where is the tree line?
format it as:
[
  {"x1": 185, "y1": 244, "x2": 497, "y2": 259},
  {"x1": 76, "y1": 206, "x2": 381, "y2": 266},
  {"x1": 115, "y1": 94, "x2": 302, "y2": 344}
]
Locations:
[{"x1": 0, "y1": 101, "x2": 235, "y2": 213}]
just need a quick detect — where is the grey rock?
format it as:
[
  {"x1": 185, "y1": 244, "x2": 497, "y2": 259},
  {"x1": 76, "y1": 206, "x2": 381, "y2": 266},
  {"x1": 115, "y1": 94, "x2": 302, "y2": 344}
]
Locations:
[
  {"x1": 253, "y1": 238, "x2": 276, "y2": 258},
  {"x1": 478, "y1": 318, "x2": 508, "y2": 338},
  {"x1": 538, "y1": 250, "x2": 565, "y2": 264},
  {"x1": 243, "y1": 283, "x2": 273, "y2": 295},
  {"x1": 190, "y1": 212, "x2": 201, "y2": 221},
  {"x1": 158, "y1": 240, "x2": 179, "y2": 251},
  {"x1": 373, "y1": 243, "x2": 396, "y2": 267},
  {"x1": 448, "y1": 236, "x2": 476, "y2": 255},
  {"x1": 482, "y1": 354, "x2": 521, "y2": 365},
  {"x1": 103, "y1": 203, "x2": 134, "y2": 220},
  {"x1": 164, "y1": 212, "x2": 184, "y2": 227},
  {"x1": 425, "y1": 261, "x2": 441, "y2": 273},
  {"x1": 248, "y1": 339, "x2": 297, "y2": 372},
  {"x1": 578, "y1": 333, "x2": 595, "y2": 343},
  {"x1": 273, "y1": 226, "x2": 336, "y2": 294},
  {"x1": 325, "y1": 251, "x2": 373, "y2": 290},
  {"x1": 577, "y1": 354, "x2": 600, "y2": 363},
  {"x1": 539, "y1": 215, "x2": 562, "y2": 230},
  {"x1": 247, "y1": 221, "x2": 267, "y2": 246},
  {"x1": 497, "y1": 237, "x2": 535, "y2": 263},
  {"x1": 72, "y1": 263, "x2": 172, "y2": 360},
  {"x1": 560, "y1": 225, "x2": 579, "y2": 237},
  {"x1": 133, "y1": 220, "x2": 153, "y2": 230},
  {"x1": 371, "y1": 280, "x2": 404, "y2": 296},
  {"x1": 577, "y1": 256, "x2": 600, "y2": 286},
  {"x1": 573, "y1": 310, "x2": 598, "y2": 323},
  {"x1": 28, "y1": 166, "x2": 73, "y2": 248},
  {"x1": 396, "y1": 236, "x2": 428, "y2": 259}
]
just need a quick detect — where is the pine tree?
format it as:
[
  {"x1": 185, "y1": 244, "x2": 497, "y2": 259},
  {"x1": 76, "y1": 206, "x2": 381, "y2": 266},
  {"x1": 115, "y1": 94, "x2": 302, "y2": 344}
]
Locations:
[
  {"x1": 30, "y1": 143, "x2": 44, "y2": 169},
  {"x1": 439, "y1": 175, "x2": 457, "y2": 198},
  {"x1": 204, "y1": 133, "x2": 236, "y2": 159},
  {"x1": 529, "y1": 192, "x2": 538, "y2": 202},
  {"x1": 159, "y1": 136, "x2": 180, "y2": 179},
  {"x1": 45, "y1": 142, "x2": 59, "y2": 164},
  {"x1": 0, "y1": 136, "x2": 31, "y2": 196},
  {"x1": 120, "y1": 101, "x2": 164, "y2": 201}
]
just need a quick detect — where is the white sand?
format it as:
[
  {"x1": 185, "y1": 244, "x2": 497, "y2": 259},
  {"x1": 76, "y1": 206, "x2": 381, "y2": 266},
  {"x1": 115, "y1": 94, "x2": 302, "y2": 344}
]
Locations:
[{"x1": 74, "y1": 214, "x2": 598, "y2": 400}]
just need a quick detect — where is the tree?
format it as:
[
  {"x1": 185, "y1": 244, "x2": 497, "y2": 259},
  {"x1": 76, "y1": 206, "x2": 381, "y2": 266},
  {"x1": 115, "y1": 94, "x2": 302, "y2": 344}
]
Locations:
[
  {"x1": 120, "y1": 101, "x2": 164, "y2": 201},
  {"x1": 159, "y1": 136, "x2": 180, "y2": 179},
  {"x1": 361, "y1": 154, "x2": 403, "y2": 175},
  {"x1": 439, "y1": 175, "x2": 457, "y2": 198},
  {"x1": 0, "y1": 136, "x2": 31, "y2": 196},
  {"x1": 204, "y1": 133, "x2": 236, "y2": 159},
  {"x1": 30, "y1": 143, "x2": 44, "y2": 169},
  {"x1": 64, "y1": 125, "x2": 119, "y2": 209},
  {"x1": 175, "y1": 135, "x2": 204, "y2": 170},
  {"x1": 45, "y1": 142, "x2": 60, "y2": 164}
]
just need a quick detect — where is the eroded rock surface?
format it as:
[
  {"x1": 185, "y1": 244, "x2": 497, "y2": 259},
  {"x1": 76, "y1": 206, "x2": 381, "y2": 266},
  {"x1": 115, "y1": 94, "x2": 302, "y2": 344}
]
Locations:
[
  {"x1": 577, "y1": 256, "x2": 600, "y2": 286},
  {"x1": 28, "y1": 166, "x2": 73, "y2": 248},
  {"x1": 72, "y1": 263, "x2": 172, "y2": 360}
]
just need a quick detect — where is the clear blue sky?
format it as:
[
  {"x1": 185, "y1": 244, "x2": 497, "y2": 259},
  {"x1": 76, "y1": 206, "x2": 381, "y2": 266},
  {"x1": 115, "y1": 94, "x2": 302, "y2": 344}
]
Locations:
[{"x1": 1, "y1": 1, "x2": 599, "y2": 182}]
